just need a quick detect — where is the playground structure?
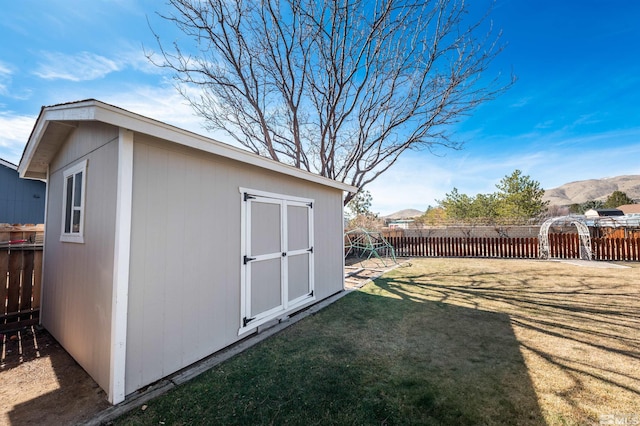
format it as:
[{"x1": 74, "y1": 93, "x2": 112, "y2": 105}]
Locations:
[
  {"x1": 344, "y1": 228, "x2": 397, "y2": 266},
  {"x1": 539, "y1": 215, "x2": 592, "y2": 260}
]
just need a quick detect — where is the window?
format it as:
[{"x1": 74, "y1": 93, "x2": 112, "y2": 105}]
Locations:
[{"x1": 61, "y1": 160, "x2": 87, "y2": 243}]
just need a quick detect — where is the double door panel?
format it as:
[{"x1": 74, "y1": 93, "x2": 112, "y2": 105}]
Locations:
[{"x1": 245, "y1": 195, "x2": 313, "y2": 328}]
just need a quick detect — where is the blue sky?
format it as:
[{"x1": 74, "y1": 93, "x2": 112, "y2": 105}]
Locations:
[{"x1": 2, "y1": 1, "x2": 639, "y2": 215}]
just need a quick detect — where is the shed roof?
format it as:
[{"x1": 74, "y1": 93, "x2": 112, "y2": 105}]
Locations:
[{"x1": 19, "y1": 99, "x2": 357, "y2": 193}]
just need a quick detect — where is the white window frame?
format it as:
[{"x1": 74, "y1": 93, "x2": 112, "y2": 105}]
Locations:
[{"x1": 60, "y1": 159, "x2": 87, "y2": 243}]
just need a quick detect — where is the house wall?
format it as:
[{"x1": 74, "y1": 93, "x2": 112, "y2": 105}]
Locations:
[
  {"x1": 125, "y1": 135, "x2": 344, "y2": 394},
  {"x1": 0, "y1": 163, "x2": 46, "y2": 224},
  {"x1": 41, "y1": 122, "x2": 119, "y2": 392}
]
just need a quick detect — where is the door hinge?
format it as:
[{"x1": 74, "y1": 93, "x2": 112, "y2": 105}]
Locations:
[
  {"x1": 307, "y1": 202, "x2": 313, "y2": 208},
  {"x1": 243, "y1": 255, "x2": 256, "y2": 264},
  {"x1": 244, "y1": 192, "x2": 256, "y2": 201},
  {"x1": 307, "y1": 246, "x2": 314, "y2": 253},
  {"x1": 282, "y1": 252, "x2": 287, "y2": 257},
  {"x1": 309, "y1": 290, "x2": 314, "y2": 297},
  {"x1": 243, "y1": 316, "x2": 255, "y2": 327}
]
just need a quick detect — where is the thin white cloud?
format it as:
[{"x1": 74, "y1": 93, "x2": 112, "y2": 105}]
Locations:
[
  {"x1": 0, "y1": 112, "x2": 36, "y2": 164},
  {"x1": 366, "y1": 155, "x2": 460, "y2": 215},
  {"x1": 0, "y1": 61, "x2": 13, "y2": 96},
  {"x1": 99, "y1": 83, "x2": 231, "y2": 142},
  {"x1": 33, "y1": 51, "x2": 123, "y2": 81},
  {"x1": 509, "y1": 96, "x2": 532, "y2": 108},
  {"x1": 367, "y1": 128, "x2": 640, "y2": 215},
  {"x1": 0, "y1": 62, "x2": 11, "y2": 75},
  {"x1": 0, "y1": 62, "x2": 32, "y2": 100},
  {"x1": 0, "y1": 83, "x2": 232, "y2": 166},
  {"x1": 118, "y1": 41, "x2": 167, "y2": 75},
  {"x1": 31, "y1": 43, "x2": 171, "y2": 83}
]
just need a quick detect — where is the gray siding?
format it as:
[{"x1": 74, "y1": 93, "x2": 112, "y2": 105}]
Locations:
[
  {"x1": 41, "y1": 122, "x2": 119, "y2": 392},
  {"x1": 125, "y1": 135, "x2": 344, "y2": 394},
  {"x1": 0, "y1": 163, "x2": 46, "y2": 224}
]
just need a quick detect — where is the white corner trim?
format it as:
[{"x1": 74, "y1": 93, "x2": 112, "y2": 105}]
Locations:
[
  {"x1": 109, "y1": 128, "x2": 134, "y2": 404},
  {"x1": 39, "y1": 165, "x2": 50, "y2": 326}
]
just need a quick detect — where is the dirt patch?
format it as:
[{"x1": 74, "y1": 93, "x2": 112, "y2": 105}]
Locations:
[
  {"x1": 344, "y1": 255, "x2": 406, "y2": 289},
  {"x1": 1, "y1": 326, "x2": 110, "y2": 425}
]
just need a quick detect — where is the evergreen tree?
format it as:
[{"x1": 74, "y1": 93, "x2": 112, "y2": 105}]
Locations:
[
  {"x1": 438, "y1": 188, "x2": 475, "y2": 220},
  {"x1": 604, "y1": 191, "x2": 634, "y2": 208},
  {"x1": 438, "y1": 170, "x2": 547, "y2": 221},
  {"x1": 346, "y1": 190, "x2": 373, "y2": 218},
  {"x1": 579, "y1": 200, "x2": 605, "y2": 213},
  {"x1": 494, "y1": 170, "x2": 548, "y2": 219}
]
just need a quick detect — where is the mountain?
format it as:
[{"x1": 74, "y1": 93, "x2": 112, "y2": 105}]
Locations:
[
  {"x1": 383, "y1": 208, "x2": 424, "y2": 220},
  {"x1": 543, "y1": 175, "x2": 640, "y2": 206}
]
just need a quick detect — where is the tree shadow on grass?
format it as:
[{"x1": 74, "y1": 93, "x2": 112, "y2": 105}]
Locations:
[
  {"x1": 349, "y1": 282, "x2": 545, "y2": 425},
  {"x1": 116, "y1": 286, "x2": 545, "y2": 426},
  {"x1": 372, "y1": 265, "x2": 640, "y2": 423}
]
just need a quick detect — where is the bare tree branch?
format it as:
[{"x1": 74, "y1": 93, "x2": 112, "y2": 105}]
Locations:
[{"x1": 147, "y1": 0, "x2": 513, "y2": 204}]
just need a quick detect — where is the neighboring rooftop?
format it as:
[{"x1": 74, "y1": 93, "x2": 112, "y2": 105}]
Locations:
[
  {"x1": 584, "y1": 208, "x2": 624, "y2": 218},
  {"x1": 383, "y1": 209, "x2": 424, "y2": 220},
  {"x1": 0, "y1": 158, "x2": 17, "y2": 170},
  {"x1": 617, "y1": 204, "x2": 640, "y2": 214}
]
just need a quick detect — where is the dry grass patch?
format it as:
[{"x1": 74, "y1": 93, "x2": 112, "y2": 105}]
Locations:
[
  {"x1": 116, "y1": 258, "x2": 638, "y2": 425},
  {"x1": 375, "y1": 258, "x2": 640, "y2": 425}
]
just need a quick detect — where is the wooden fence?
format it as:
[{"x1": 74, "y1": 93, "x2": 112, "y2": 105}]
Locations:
[
  {"x1": 1, "y1": 224, "x2": 44, "y2": 333},
  {"x1": 386, "y1": 234, "x2": 640, "y2": 262}
]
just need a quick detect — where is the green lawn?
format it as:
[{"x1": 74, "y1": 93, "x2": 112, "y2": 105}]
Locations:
[{"x1": 116, "y1": 258, "x2": 639, "y2": 425}]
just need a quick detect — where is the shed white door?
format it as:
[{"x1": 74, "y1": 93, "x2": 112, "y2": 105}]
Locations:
[{"x1": 241, "y1": 190, "x2": 314, "y2": 332}]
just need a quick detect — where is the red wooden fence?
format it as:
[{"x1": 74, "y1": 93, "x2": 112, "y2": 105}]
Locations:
[
  {"x1": 386, "y1": 235, "x2": 640, "y2": 262},
  {"x1": 1, "y1": 225, "x2": 44, "y2": 333}
]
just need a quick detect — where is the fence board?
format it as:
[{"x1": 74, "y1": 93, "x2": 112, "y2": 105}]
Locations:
[
  {"x1": 0, "y1": 224, "x2": 44, "y2": 332},
  {"x1": 0, "y1": 250, "x2": 8, "y2": 319},
  {"x1": 32, "y1": 250, "x2": 43, "y2": 308},
  {"x1": 380, "y1": 235, "x2": 639, "y2": 262},
  {"x1": 20, "y1": 249, "x2": 35, "y2": 312},
  {"x1": 6, "y1": 252, "x2": 22, "y2": 322},
  {"x1": 597, "y1": 238, "x2": 605, "y2": 260},
  {"x1": 616, "y1": 238, "x2": 622, "y2": 261}
]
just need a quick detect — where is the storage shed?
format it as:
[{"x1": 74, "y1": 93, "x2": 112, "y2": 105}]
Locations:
[
  {"x1": 584, "y1": 208, "x2": 624, "y2": 218},
  {"x1": 18, "y1": 99, "x2": 356, "y2": 404}
]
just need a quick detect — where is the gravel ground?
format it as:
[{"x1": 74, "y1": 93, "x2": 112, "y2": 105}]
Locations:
[{"x1": 0, "y1": 325, "x2": 110, "y2": 426}]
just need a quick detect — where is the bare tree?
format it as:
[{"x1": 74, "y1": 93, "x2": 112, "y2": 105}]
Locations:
[{"x1": 150, "y1": 0, "x2": 512, "y2": 203}]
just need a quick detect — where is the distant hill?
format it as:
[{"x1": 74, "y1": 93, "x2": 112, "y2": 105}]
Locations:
[
  {"x1": 543, "y1": 175, "x2": 640, "y2": 206},
  {"x1": 383, "y1": 208, "x2": 424, "y2": 220}
]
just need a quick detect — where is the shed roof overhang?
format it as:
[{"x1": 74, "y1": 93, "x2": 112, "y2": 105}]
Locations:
[{"x1": 18, "y1": 99, "x2": 358, "y2": 193}]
